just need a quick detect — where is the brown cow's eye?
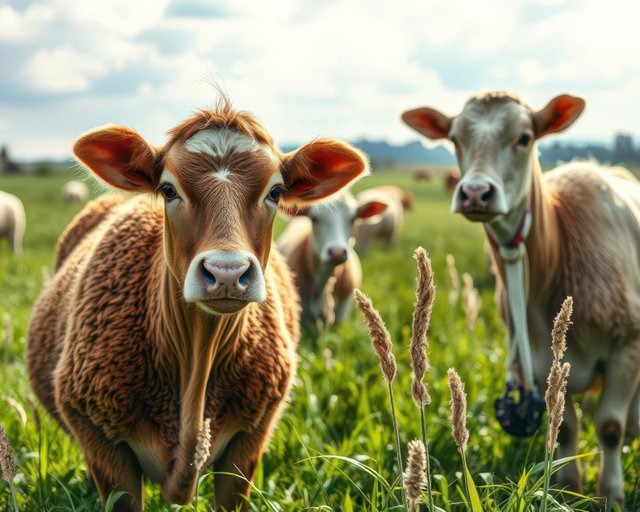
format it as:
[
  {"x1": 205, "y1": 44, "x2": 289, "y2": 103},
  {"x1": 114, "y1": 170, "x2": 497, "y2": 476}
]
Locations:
[
  {"x1": 266, "y1": 185, "x2": 285, "y2": 203},
  {"x1": 517, "y1": 134, "x2": 531, "y2": 147},
  {"x1": 159, "y1": 183, "x2": 178, "y2": 201}
]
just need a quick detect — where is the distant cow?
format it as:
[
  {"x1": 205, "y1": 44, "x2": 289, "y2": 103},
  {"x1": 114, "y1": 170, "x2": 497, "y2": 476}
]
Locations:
[
  {"x1": 28, "y1": 102, "x2": 368, "y2": 511},
  {"x1": 354, "y1": 185, "x2": 411, "y2": 252},
  {"x1": 445, "y1": 167, "x2": 461, "y2": 193},
  {"x1": 413, "y1": 169, "x2": 433, "y2": 181},
  {"x1": 277, "y1": 192, "x2": 386, "y2": 327},
  {"x1": 403, "y1": 90, "x2": 640, "y2": 507},
  {"x1": 0, "y1": 190, "x2": 26, "y2": 255},
  {"x1": 62, "y1": 180, "x2": 89, "y2": 202}
]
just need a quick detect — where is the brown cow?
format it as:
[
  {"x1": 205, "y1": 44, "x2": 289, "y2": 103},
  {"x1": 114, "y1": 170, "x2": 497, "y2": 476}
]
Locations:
[
  {"x1": 403, "y1": 91, "x2": 640, "y2": 508},
  {"x1": 444, "y1": 167, "x2": 461, "y2": 193},
  {"x1": 28, "y1": 101, "x2": 369, "y2": 511}
]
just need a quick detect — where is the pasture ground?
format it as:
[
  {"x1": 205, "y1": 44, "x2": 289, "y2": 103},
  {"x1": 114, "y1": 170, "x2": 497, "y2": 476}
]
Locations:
[{"x1": 0, "y1": 170, "x2": 638, "y2": 510}]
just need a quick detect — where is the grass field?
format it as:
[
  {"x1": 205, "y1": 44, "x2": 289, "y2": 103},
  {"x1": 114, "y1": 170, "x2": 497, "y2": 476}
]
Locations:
[{"x1": 0, "y1": 170, "x2": 638, "y2": 511}]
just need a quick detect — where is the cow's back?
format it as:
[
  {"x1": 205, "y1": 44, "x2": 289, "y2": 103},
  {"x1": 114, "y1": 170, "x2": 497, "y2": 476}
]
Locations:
[
  {"x1": 55, "y1": 194, "x2": 124, "y2": 270},
  {"x1": 543, "y1": 162, "x2": 640, "y2": 342}
]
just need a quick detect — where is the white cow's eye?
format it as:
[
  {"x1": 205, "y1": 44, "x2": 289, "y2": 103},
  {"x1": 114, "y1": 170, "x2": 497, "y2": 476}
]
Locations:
[
  {"x1": 517, "y1": 134, "x2": 531, "y2": 147},
  {"x1": 159, "y1": 183, "x2": 179, "y2": 201}
]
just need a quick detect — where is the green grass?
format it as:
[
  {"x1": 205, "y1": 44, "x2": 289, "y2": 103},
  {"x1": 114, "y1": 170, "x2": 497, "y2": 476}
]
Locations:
[{"x1": 0, "y1": 171, "x2": 638, "y2": 510}]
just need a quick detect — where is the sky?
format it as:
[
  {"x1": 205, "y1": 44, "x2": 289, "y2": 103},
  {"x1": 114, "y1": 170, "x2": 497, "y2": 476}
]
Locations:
[{"x1": 0, "y1": 0, "x2": 639, "y2": 160}]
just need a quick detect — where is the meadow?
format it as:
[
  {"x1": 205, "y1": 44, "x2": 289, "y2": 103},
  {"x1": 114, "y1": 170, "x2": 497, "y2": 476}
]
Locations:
[{"x1": 0, "y1": 170, "x2": 638, "y2": 511}]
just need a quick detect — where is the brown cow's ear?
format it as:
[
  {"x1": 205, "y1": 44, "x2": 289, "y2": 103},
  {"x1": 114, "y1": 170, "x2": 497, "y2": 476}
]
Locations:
[
  {"x1": 281, "y1": 139, "x2": 368, "y2": 206},
  {"x1": 533, "y1": 95, "x2": 585, "y2": 139},
  {"x1": 402, "y1": 107, "x2": 452, "y2": 140},
  {"x1": 73, "y1": 125, "x2": 158, "y2": 192},
  {"x1": 356, "y1": 200, "x2": 387, "y2": 219}
]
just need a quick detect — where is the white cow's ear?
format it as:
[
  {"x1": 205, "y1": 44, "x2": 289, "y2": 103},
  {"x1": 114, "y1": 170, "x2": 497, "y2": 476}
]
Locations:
[
  {"x1": 533, "y1": 95, "x2": 585, "y2": 139},
  {"x1": 401, "y1": 107, "x2": 452, "y2": 140},
  {"x1": 356, "y1": 200, "x2": 387, "y2": 219},
  {"x1": 280, "y1": 139, "x2": 368, "y2": 206},
  {"x1": 74, "y1": 125, "x2": 158, "y2": 192}
]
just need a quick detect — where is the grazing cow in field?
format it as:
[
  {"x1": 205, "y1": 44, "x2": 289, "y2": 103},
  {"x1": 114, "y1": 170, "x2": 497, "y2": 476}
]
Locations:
[
  {"x1": 27, "y1": 102, "x2": 369, "y2": 511},
  {"x1": 444, "y1": 167, "x2": 461, "y2": 193},
  {"x1": 62, "y1": 180, "x2": 89, "y2": 203},
  {"x1": 0, "y1": 190, "x2": 26, "y2": 255},
  {"x1": 277, "y1": 192, "x2": 386, "y2": 327},
  {"x1": 403, "y1": 90, "x2": 640, "y2": 508},
  {"x1": 413, "y1": 169, "x2": 433, "y2": 181},
  {"x1": 353, "y1": 185, "x2": 411, "y2": 252}
]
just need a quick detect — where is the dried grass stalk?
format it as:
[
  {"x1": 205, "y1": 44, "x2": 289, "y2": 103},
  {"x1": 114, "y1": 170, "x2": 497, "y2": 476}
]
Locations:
[
  {"x1": 194, "y1": 418, "x2": 212, "y2": 473},
  {"x1": 447, "y1": 368, "x2": 469, "y2": 453},
  {"x1": 404, "y1": 439, "x2": 427, "y2": 512},
  {"x1": 544, "y1": 296, "x2": 574, "y2": 452},
  {"x1": 3, "y1": 398, "x2": 27, "y2": 427},
  {"x1": 354, "y1": 289, "x2": 396, "y2": 383},
  {"x1": 551, "y1": 297, "x2": 573, "y2": 361},
  {"x1": 446, "y1": 254, "x2": 460, "y2": 307},
  {"x1": 410, "y1": 247, "x2": 434, "y2": 407},
  {"x1": 0, "y1": 425, "x2": 17, "y2": 482},
  {"x1": 461, "y1": 273, "x2": 481, "y2": 331}
]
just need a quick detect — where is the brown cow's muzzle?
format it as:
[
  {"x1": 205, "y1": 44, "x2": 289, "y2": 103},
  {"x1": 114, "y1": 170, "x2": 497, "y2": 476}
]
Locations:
[
  {"x1": 451, "y1": 176, "x2": 508, "y2": 222},
  {"x1": 183, "y1": 250, "x2": 266, "y2": 314}
]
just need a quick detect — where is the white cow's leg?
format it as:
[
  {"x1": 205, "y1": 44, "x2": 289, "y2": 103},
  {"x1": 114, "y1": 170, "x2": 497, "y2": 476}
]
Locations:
[
  {"x1": 555, "y1": 398, "x2": 582, "y2": 492},
  {"x1": 595, "y1": 348, "x2": 640, "y2": 509},
  {"x1": 625, "y1": 382, "x2": 640, "y2": 441}
]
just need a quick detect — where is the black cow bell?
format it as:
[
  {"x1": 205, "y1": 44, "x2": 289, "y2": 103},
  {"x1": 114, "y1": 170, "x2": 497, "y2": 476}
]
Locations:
[{"x1": 494, "y1": 382, "x2": 545, "y2": 437}]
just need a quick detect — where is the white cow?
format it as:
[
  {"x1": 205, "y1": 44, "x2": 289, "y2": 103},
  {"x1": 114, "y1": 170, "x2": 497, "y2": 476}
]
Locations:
[
  {"x1": 403, "y1": 90, "x2": 640, "y2": 508},
  {"x1": 353, "y1": 185, "x2": 411, "y2": 253},
  {"x1": 0, "y1": 190, "x2": 26, "y2": 255},
  {"x1": 63, "y1": 180, "x2": 89, "y2": 203},
  {"x1": 277, "y1": 191, "x2": 387, "y2": 327}
]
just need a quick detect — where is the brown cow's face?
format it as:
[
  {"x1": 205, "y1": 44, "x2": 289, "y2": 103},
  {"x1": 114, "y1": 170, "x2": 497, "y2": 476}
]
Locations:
[
  {"x1": 159, "y1": 129, "x2": 283, "y2": 314},
  {"x1": 73, "y1": 111, "x2": 369, "y2": 316}
]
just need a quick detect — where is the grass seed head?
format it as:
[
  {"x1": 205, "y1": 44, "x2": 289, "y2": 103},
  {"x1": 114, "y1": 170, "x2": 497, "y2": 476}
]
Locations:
[
  {"x1": 0, "y1": 425, "x2": 17, "y2": 482},
  {"x1": 551, "y1": 296, "x2": 573, "y2": 361},
  {"x1": 546, "y1": 362, "x2": 571, "y2": 452},
  {"x1": 404, "y1": 439, "x2": 428, "y2": 511},
  {"x1": 410, "y1": 247, "x2": 434, "y2": 407},
  {"x1": 446, "y1": 253, "x2": 460, "y2": 307},
  {"x1": 461, "y1": 272, "x2": 481, "y2": 331},
  {"x1": 447, "y1": 368, "x2": 469, "y2": 453},
  {"x1": 194, "y1": 418, "x2": 212, "y2": 473},
  {"x1": 354, "y1": 289, "x2": 397, "y2": 383}
]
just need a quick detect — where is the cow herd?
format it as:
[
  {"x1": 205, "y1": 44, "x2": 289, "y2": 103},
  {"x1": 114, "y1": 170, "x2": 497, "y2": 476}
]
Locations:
[{"x1": 1, "y1": 90, "x2": 639, "y2": 510}]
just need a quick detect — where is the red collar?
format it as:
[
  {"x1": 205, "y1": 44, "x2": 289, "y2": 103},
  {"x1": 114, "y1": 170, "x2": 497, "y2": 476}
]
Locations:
[{"x1": 485, "y1": 207, "x2": 531, "y2": 252}]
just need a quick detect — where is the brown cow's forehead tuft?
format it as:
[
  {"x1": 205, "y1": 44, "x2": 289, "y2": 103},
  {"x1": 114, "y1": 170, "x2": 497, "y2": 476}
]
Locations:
[{"x1": 166, "y1": 105, "x2": 278, "y2": 153}]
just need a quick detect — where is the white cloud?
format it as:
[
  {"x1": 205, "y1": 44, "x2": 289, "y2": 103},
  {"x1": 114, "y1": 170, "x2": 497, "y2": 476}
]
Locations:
[
  {"x1": 57, "y1": 0, "x2": 171, "y2": 38},
  {"x1": 2, "y1": 0, "x2": 640, "y2": 159},
  {"x1": 23, "y1": 46, "x2": 109, "y2": 92},
  {"x1": 0, "y1": 4, "x2": 56, "y2": 42}
]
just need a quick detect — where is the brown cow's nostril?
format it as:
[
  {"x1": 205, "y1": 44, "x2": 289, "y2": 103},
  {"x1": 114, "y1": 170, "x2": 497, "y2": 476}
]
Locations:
[
  {"x1": 201, "y1": 260, "x2": 217, "y2": 287},
  {"x1": 481, "y1": 188, "x2": 493, "y2": 204}
]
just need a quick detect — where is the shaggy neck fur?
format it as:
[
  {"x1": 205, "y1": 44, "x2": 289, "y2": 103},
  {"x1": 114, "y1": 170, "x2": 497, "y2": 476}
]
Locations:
[{"x1": 148, "y1": 248, "x2": 247, "y2": 500}]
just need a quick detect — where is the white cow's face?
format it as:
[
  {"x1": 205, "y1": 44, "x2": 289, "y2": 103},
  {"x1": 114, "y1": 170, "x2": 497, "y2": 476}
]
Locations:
[
  {"x1": 448, "y1": 98, "x2": 534, "y2": 222},
  {"x1": 300, "y1": 192, "x2": 387, "y2": 266},
  {"x1": 402, "y1": 92, "x2": 586, "y2": 226}
]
